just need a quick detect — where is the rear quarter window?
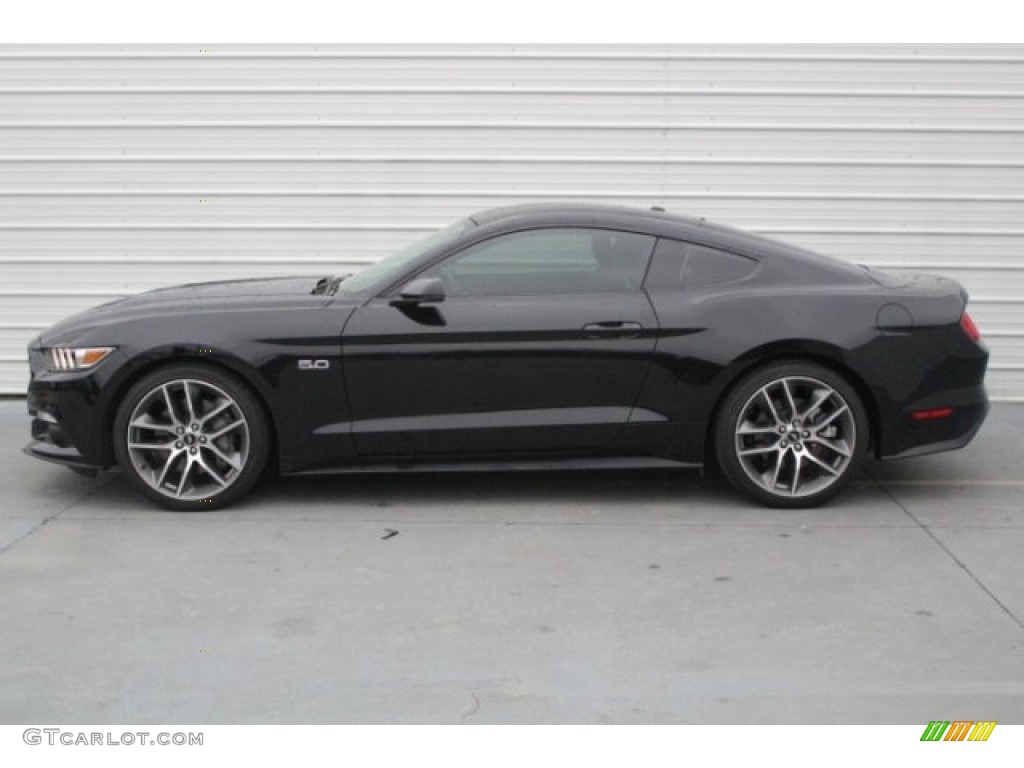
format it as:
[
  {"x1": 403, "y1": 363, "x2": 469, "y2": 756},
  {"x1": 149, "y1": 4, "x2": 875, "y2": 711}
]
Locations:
[{"x1": 644, "y1": 238, "x2": 758, "y2": 291}]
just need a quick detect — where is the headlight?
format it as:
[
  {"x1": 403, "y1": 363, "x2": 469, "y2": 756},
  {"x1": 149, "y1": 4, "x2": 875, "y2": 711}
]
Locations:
[{"x1": 49, "y1": 346, "x2": 115, "y2": 371}]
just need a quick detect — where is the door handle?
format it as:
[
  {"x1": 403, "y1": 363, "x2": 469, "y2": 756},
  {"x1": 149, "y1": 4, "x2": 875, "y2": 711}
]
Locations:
[{"x1": 582, "y1": 321, "x2": 644, "y2": 338}]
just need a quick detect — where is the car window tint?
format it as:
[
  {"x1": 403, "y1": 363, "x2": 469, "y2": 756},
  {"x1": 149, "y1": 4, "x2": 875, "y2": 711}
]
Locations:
[
  {"x1": 422, "y1": 228, "x2": 655, "y2": 297},
  {"x1": 685, "y1": 244, "x2": 757, "y2": 287},
  {"x1": 644, "y1": 238, "x2": 756, "y2": 290}
]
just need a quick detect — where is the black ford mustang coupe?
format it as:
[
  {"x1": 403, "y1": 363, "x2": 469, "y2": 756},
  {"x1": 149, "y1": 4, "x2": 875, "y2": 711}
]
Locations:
[{"x1": 25, "y1": 204, "x2": 989, "y2": 510}]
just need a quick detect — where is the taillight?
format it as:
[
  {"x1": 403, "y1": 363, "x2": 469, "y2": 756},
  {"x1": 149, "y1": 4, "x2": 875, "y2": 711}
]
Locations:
[{"x1": 960, "y1": 311, "x2": 982, "y2": 343}]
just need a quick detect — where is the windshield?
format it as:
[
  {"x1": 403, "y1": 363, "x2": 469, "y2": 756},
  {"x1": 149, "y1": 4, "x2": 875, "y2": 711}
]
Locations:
[{"x1": 337, "y1": 219, "x2": 474, "y2": 295}]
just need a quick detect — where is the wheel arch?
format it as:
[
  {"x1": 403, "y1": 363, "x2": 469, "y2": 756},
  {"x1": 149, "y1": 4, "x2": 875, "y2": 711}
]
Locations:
[
  {"x1": 704, "y1": 341, "x2": 882, "y2": 467},
  {"x1": 99, "y1": 350, "x2": 280, "y2": 470}
]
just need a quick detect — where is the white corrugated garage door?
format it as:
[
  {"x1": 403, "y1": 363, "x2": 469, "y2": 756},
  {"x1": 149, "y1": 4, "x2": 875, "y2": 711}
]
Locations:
[{"x1": 1, "y1": 44, "x2": 1022, "y2": 398}]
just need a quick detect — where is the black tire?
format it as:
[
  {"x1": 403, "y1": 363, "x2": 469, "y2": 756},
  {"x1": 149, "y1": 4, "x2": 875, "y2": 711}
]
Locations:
[
  {"x1": 714, "y1": 361, "x2": 868, "y2": 508},
  {"x1": 112, "y1": 363, "x2": 270, "y2": 511}
]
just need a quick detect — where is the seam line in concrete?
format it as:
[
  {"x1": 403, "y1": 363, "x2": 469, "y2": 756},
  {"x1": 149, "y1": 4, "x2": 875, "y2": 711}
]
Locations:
[
  {"x1": 0, "y1": 475, "x2": 115, "y2": 558},
  {"x1": 868, "y1": 469, "x2": 1024, "y2": 632}
]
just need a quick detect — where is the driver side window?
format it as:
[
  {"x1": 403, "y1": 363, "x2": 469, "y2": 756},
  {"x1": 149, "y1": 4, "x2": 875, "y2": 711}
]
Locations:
[{"x1": 420, "y1": 228, "x2": 655, "y2": 297}]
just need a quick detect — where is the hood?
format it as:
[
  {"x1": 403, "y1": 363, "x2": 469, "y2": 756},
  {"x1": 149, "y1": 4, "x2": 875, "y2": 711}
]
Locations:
[
  {"x1": 39, "y1": 275, "x2": 338, "y2": 345},
  {"x1": 125, "y1": 275, "x2": 328, "y2": 303}
]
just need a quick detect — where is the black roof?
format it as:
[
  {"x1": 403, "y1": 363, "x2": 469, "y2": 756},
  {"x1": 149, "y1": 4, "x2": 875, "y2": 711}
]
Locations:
[{"x1": 469, "y1": 202, "x2": 704, "y2": 228}]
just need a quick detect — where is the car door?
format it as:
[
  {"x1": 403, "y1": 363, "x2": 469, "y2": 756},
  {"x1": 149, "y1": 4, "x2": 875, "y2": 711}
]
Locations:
[{"x1": 341, "y1": 227, "x2": 660, "y2": 458}]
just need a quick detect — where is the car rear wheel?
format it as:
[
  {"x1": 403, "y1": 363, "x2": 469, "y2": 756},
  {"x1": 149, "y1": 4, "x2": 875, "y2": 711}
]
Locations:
[
  {"x1": 714, "y1": 362, "x2": 867, "y2": 508},
  {"x1": 112, "y1": 363, "x2": 269, "y2": 511}
]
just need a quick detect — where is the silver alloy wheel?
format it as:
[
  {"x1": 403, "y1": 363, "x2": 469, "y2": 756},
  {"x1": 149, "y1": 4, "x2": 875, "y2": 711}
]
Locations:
[
  {"x1": 125, "y1": 378, "x2": 250, "y2": 501},
  {"x1": 733, "y1": 375, "x2": 856, "y2": 499}
]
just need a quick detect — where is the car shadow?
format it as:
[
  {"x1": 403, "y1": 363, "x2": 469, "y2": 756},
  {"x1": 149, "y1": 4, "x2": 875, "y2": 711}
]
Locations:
[
  {"x1": 257, "y1": 466, "x2": 713, "y2": 507},
  {"x1": 247, "y1": 464, "x2": 921, "y2": 512},
  {"x1": 59, "y1": 454, "x2": 998, "y2": 515},
  {"x1": 247, "y1": 446, "x2": 996, "y2": 507}
]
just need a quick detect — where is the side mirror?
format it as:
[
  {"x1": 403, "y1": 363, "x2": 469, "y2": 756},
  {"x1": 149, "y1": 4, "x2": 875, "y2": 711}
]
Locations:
[{"x1": 395, "y1": 276, "x2": 445, "y2": 304}]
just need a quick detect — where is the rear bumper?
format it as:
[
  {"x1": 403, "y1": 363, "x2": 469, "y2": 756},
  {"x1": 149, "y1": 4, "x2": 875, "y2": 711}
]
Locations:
[
  {"x1": 851, "y1": 315, "x2": 991, "y2": 462},
  {"x1": 882, "y1": 395, "x2": 989, "y2": 460},
  {"x1": 878, "y1": 383, "x2": 989, "y2": 460}
]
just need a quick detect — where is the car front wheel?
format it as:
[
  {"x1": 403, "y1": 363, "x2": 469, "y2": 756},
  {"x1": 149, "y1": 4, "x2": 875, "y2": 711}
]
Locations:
[
  {"x1": 714, "y1": 362, "x2": 868, "y2": 508},
  {"x1": 112, "y1": 364, "x2": 269, "y2": 511}
]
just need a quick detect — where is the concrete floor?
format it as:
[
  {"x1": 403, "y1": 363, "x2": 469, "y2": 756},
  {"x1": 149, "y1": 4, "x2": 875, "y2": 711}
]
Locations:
[{"x1": 0, "y1": 400, "x2": 1021, "y2": 724}]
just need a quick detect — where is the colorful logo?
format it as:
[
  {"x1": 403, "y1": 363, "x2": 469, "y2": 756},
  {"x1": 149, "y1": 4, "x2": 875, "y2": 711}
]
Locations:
[{"x1": 921, "y1": 721, "x2": 997, "y2": 741}]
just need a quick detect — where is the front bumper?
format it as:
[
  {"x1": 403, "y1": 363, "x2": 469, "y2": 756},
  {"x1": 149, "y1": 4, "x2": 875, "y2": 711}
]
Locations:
[
  {"x1": 23, "y1": 439, "x2": 102, "y2": 469},
  {"x1": 25, "y1": 343, "x2": 121, "y2": 470},
  {"x1": 25, "y1": 390, "x2": 111, "y2": 470}
]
